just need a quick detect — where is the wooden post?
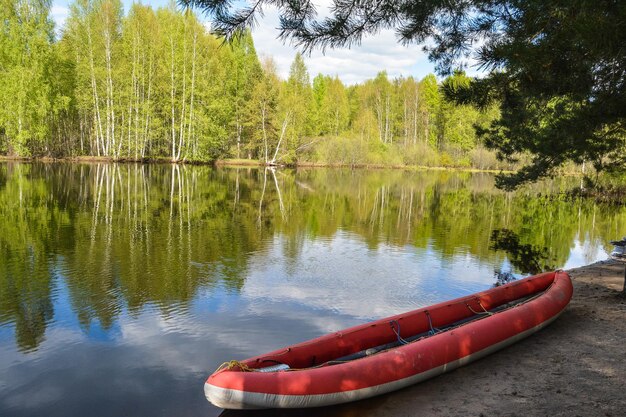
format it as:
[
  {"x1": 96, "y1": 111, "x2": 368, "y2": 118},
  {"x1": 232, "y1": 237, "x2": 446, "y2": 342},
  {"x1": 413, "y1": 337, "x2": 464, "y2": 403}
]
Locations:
[{"x1": 623, "y1": 264, "x2": 626, "y2": 297}]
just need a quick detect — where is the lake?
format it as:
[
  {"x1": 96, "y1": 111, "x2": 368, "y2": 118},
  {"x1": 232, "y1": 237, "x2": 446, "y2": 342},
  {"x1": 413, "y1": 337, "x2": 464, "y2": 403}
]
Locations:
[{"x1": 0, "y1": 162, "x2": 623, "y2": 416}]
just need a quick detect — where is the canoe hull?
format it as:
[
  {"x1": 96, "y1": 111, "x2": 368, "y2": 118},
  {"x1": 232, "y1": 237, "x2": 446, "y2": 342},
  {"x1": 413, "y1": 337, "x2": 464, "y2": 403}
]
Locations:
[{"x1": 205, "y1": 271, "x2": 573, "y2": 409}]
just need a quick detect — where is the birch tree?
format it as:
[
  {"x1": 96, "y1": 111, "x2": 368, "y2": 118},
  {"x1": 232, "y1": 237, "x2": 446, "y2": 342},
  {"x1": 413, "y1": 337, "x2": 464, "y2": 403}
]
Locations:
[
  {"x1": 64, "y1": 0, "x2": 123, "y2": 157},
  {"x1": 0, "y1": 0, "x2": 55, "y2": 156},
  {"x1": 245, "y1": 58, "x2": 280, "y2": 162},
  {"x1": 118, "y1": 3, "x2": 159, "y2": 160},
  {"x1": 281, "y1": 53, "x2": 312, "y2": 162},
  {"x1": 226, "y1": 31, "x2": 261, "y2": 159}
]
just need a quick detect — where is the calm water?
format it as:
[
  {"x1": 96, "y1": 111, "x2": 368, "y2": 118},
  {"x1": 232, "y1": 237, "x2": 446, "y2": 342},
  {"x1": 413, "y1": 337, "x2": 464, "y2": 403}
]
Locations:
[{"x1": 0, "y1": 162, "x2": 623, "y2": 416}]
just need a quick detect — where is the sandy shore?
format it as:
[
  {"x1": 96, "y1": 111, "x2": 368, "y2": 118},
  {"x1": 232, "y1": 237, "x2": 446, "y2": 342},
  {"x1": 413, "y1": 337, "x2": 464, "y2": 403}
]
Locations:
[{"x1": 222, "y1": 261, "x2": 626, "y2": 417}]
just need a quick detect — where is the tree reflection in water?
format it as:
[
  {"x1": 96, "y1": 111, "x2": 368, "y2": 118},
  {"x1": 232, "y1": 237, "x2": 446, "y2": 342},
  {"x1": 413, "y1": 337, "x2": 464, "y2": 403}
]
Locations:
[
  {"x1": 490, "y1": 228, "x2": 555, "y2": 275},
  {"x1": 0, "y1": 162, "x2": 623, "y2": 353}
]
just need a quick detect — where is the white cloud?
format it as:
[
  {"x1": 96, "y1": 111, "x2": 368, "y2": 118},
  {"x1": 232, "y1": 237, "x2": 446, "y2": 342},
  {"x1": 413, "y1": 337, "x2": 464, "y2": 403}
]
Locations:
[
  {"x1": 241, "y1": 232, "x2": 496, "y2": 320},
  {"x1": 562, "y1": 236, "x2": 609, "y2": 270},
  {"x1": 49, "y1": 0, "x2": 480, "y2": 83},
  {"x1": 51, "y1": 5, "x2": 69, "y2": 32},
  {"x1": 251, "y1": 5, "x2": 435, "y2": 84}
]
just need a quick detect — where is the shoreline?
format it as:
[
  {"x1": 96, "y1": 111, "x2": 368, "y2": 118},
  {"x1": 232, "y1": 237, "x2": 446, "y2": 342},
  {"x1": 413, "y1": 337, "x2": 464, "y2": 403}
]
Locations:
[
  {"x1": 5, "y1": 155, "x2": 622, "y2": 203},
  {"x1": 0, "y1": 155, "x2": 545, "y2": 176},
  {"x1": 229, "y1": 260, "x2": 625, "y2": 417}
]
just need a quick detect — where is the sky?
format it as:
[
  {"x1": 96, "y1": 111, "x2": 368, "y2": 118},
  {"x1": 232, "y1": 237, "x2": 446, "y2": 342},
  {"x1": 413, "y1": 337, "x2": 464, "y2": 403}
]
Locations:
[{"x1": 50, "y1": 0, "x2": 439, "y2": 85}]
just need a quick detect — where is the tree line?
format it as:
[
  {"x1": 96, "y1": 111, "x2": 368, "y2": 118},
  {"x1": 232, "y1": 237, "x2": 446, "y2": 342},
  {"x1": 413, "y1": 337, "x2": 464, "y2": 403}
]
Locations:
[
  {"x1": 1, "y1": 0, "x2": 506, "y2": 169},
  {"x1": 185, "y1": 0, "x2": 625, "y2": 189}
]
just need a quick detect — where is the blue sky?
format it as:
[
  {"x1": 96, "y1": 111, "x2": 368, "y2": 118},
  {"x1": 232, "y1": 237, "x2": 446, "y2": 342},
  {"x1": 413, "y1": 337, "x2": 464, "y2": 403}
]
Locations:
[{"x1": 51, "y1": 0, "x2": 438, "y2": 84}]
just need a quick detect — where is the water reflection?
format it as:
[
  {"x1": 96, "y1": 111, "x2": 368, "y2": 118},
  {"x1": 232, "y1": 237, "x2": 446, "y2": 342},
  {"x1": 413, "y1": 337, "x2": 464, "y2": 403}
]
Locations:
[
  {"x1": 489, "y1": 228, "x2": 555, "y2": 275},
  {"x1": 0, "y1": 162, "x2": 623, "y2": 416}
]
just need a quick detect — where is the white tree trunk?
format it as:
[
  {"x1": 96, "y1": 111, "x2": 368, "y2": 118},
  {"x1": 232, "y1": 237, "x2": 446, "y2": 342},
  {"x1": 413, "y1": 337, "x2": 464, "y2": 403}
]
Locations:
[
  {"x1": 270, "y1": 112, "x2": 291, "y2": 164},
  {"x1": 170, "y1": 36, "x2": 177, "y2": 161}
]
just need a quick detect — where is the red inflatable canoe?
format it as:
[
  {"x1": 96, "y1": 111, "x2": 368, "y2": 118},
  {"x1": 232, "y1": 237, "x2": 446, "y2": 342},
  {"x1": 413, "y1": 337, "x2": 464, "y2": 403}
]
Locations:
[{"x1": 205, "y1": 271, "x2": 573, "y2": 409}]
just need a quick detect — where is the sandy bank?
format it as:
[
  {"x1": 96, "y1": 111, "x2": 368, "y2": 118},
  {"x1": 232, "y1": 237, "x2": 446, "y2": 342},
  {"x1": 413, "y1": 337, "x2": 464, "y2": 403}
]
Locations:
[{"x1": 221, "y1": 261, "x2": 626, "y2": 417}]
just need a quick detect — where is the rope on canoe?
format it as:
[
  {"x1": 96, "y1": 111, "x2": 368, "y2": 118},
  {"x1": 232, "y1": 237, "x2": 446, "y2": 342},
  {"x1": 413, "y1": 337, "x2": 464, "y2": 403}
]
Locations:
[
  {"x1": 215, "y1": 360, "x2": 257, "y2": 373},
  {"x1": 425, "y1": 310, "x2": 441, "y2": 335},
  {"x1": 466, "y1": 300, "x2": 493, "y2": 316},
  {"x1": 389, "y1": 320, "x2": 409, "y2": 345},
  {"x1": 478, "y1": 300, "x2": 493, "y2": 315}
]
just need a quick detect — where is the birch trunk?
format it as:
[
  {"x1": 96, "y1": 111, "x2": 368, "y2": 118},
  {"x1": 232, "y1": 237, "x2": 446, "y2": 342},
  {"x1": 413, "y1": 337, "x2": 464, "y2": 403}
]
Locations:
[
  {"x1": 87, "y1": 26, "x2": 104, "y2": 157},
  {"x1": 103, "y1": 19, "x2": 115, "y2": 157},
  {"x1": 261, "y1": 101, "x2": 268, "y2": 163},
  {"x1": 185, "y1": 30, "x2": 197, "y2": 161},
  {"x1": 141, "y1": 49, "x2": 154, "y2": 159},
  {"x1": 270, "y1": 112, "x2": 291, "y2": 165},
  {"x1": 170, "y1": 35, "x2": 177, "y2": 161},
  {"x1": 176, "y1": 26, "x2": 188, "y2": 162}
]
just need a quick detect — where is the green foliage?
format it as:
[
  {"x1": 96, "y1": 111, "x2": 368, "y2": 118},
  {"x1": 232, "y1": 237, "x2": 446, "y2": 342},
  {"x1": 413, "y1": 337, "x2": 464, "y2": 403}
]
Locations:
[
  {"x1": 282, "y1": 53, "x2": 314, "y2": 161},
  {"x1": 1, "y1": 1, "x2": 504, "y2": 170},
  {"x1": 2, "y1": 162, "x2": 626, "y2": 350},
  {"x1": 312, "y1": 74, "x2": 349, "y2": 137},
  {"x1": 56, "y1": 1, "x2": 261, "y2": 161},
  {"x1": 186, "y1": 0, "x2": 626, "y2": 188},
  {"x1": 244, "y1": 57, "x2": 281, "y2": 162},
  {"x1": 226, "y1": 29, "x2": 262, "y2": 158},
  {"x1": 490, "y1": 229, "x2": 555, "y2": 274},
  {"x1": 0, "y1": 0, "x2": 55, "y2": 156},
  {"x1": 437, "y1": 2, "x2": 625, "y2": 188},
  {"x1": 299, "y1": 70, "x2": 501, "y2": 168}
]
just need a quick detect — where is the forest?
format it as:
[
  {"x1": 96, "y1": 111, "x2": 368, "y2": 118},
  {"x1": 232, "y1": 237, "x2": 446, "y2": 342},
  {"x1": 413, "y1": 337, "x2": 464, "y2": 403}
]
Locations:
[{"x1": 0, "y1": 0, "x2": 507, "y2": 169}]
